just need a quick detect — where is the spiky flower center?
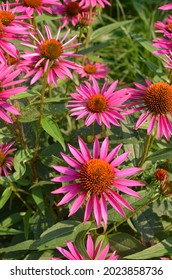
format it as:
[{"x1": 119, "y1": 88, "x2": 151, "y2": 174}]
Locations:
[
  {"x1": 65, "y1": 2, "x2": 82, "y2": 17},
  {"x1": 144, "y1": 82, "x2": 172, "y2": 114},
  {"x1": 79, "y1": 159, "x2": 114, "y2": 194},
  {"x1": 155, "y1": 169, "x2": 168, "y2": 181},
  {"x1": 0, "y1": 11, "x2": 15, "y2": 26},
  {"x1": 0, "y1": 151, "x2": 5, "y2": 166},
  {"x1": 84, "y1": 64, "x2": 97, "y2": 74},
  {"x1": 165, "y1": 23, "x2": 172, "y2": 32},
  {"x1": 87, "y1": 94, "x2": 107, "y2": 113},
  {"x1": 23, "y1": 0, "x2": 42, "y2": 8},
  {"x1": 40, "y1": 39, "x2": 63, "y2": 60}
]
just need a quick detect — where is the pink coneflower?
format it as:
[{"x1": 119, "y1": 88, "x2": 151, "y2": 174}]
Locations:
[
  {"x1": 51, "y1": 137, "x2": 143, "y2": 227},
  {"x1": 21, "y1": 25, "x2": 80, "y2": 85},
  {"x1": 67, "y1": 79, "x2": 129, "y2": 128},
  {"x1": 54, "y1": 0, "x2": 88, "y2": 29},
  {"x1": 0, "y1": 1, "x2": 31, "y2": 40},
  {"x1": 13, "y1": 0, "x2": 59, "y2": 16},
  {"x1": 75, "y1": 59, "x2": 109, "y2": 81},
  {"x1": 0, "y1": 64, "x2": 27, "y2": 123},
  {"x1": 127, "y1": 80, "x2": 172, "y2": 140},
  {"x1": 80, "y1": 0, "x2": 111, "y2": 8},
  {"x1": 0, "y1": 141, "x2": 16, "y2": 176},
  {"x1": 53, "y1": 235, "x2": 119, "y2": 260}
]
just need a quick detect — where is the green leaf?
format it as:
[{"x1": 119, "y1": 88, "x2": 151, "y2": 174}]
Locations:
[
  {"x1": 132, "y1": 206, "x2": 164, "y2": 241},
  {"x1": 0, "y1": 227, "x2": 23, "y2": 235},
  {"x1": 41, "y1": 116, "x2": 65, "y2": 151},
  {"x1": 0, "y1": 212, "x2": 25, "y2": 228},
  {"x1": 30, "y1": 221, "x2": 91, "y2": 251},
  {"x1": 147, "y1": 148, "x2": 172, "y2": 162},
  {"x1": 0, "y1": 149, "x2": 33, "y2": 184},
  {"x1": 0, "y1": 240, "x2": 34, "y2": 253},
  {"x1": 32, "y1": 187, "x2": 45, "y2": 215},
  {"x1": 0, "y1": 187, "x2": 12, "y2": 209},
  {"x1": 131, "y1": 34, "x2": 156, "y2": 53},
  {"x1": 109, "y1": 232, "x2": 145, "y2": 257},
  {"x1": 91, "y1": 20, "x2": 132, "y2": 41},
  {"x1": 10, "y1": 90, "x2": 40, "y2": 99},
  {"x1": 125, "y1": 236, "x2": 172, "y2": 259}
]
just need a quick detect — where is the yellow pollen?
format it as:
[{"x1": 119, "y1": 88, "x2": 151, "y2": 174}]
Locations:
[
  {"x1": 23, "y1": 0, "x2": 42, "y2": 8},
  {"x1": 144, "y1": 82, "x2": 172, "y2": 114},
  {"x1": 87, "y1": 94, "x2": 107, "y2": 113},
  {"x1": 40, "y1": 39, "x2": 63, "y2": 60},
  {"x1": 65, "y1": 2, "x2": 82, "y2": 17},
  {"x1": 79, "y1": 159, "x2": 114, "y2": 194},
  {"x1": 84, "y1": 64, "x2": 97, "y2": 74},
  {"x1": 0, "y1": 11, "x2": 15, "y2": 26},
  {"x1": 0, "y1": 151, "x2": 5, "y2": 167}
]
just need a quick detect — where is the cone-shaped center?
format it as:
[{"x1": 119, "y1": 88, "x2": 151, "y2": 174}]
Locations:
[
  {"x1": 40, "y1": 39, "x2": 63, "y2": 60},
  {"x1": 0, "y1": 11, "x2": 15, "y2": 26},
  {"x1": 84, "y1": 64, "x2": 97, "y2": 74},
  {"x1": 144, "y1": 82, "x2": 172, "y2": 114},
  {"x1": 155, "y1": 169, "x2": 168, "y2": 181},
  {"x1": 23, "y1": 0, "x2": 42, "y2": 8},
  {"x1": 65, "y1": 2, "x2": 82, "y2": 17},
  {"x1": 0, "y1": 151, "x2": 5, "y2": 167},
  {"x1": 165, "y1": 23, "x2": 172, "y2": 32},
  {"x1": 79, "y1": 159, "x2": 114, "y2": 194},
  {"x1": 87, "y1": 94, "x2": 107, "y2": 112}
]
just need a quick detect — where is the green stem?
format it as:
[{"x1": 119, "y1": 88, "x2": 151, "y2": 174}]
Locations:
[
  {"x1": 107, "y1": 193, "x2": 160, "y2": 234},
  {"x1": 10, "y1": 183, "x2": 34, "y2": 212},
  {"x1": 82, "y1": 5, "x2": 93, "y2": 65},
  {"x1": 138, "y1": 133, "x2": 154, "y2": 168}
]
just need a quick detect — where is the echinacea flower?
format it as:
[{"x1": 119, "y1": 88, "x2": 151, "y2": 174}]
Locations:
[
  {"x1": 67, "y1": 79, "x2": 129, "y2": 128},
  {"x1": 51, "y1": 137, "x2": 143, "y2": 227},
  {"x1": 0, "y1": 141, "x2": 16, "y2": 176},
  {"x1": 13, "y1": 0, "x2": 59, "y2": 16},
  {"x1": 80, "y1": 0, "x2": 111, "y2": 8},
  {"x1": 0, "y1": 64, "x2": 27, "y2": 123},
  {"x1": 127, "y1": 80, "x2": 172, "y2": 140},
  {"x1": 54, "y1": 0, "x2": 88, "y2": 29},
  {"x1": 21, "y1": 25, "x2": 80, "y2": 85},
  {"x1": 53, "y1": 235, "x2": 119, "y2": 260},
  {"x1": 75, "y1": 58, "x2": 109, "y2": 81},
  {"x1": 0, "y1": 1, "x2": 31, "y2": 37}
]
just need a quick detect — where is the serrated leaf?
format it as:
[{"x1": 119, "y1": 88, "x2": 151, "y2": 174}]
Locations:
[
  {"x1": 41, "y1": 116, "x2": 65, "y2": 151},
  {"x1": 0, "y1": 187, "x2": 12, "y2": 209},
  {"x1": 125, "y1": 236, "x2": 172, "y2": 259}
]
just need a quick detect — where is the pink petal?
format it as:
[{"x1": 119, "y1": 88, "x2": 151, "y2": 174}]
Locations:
[
  {"x1": 84, "y1": 195, "x2": 93, "y2": 223},
  {"x1": 114, "y1": 179, "x2": 145, "y2": 187},
  {"x1": 60, "y1": 153, "x2": 82, "y2": 169},
  {"x1": 100, "y1": 194, "x2": 108, "y2": 227},
  {"x1": 52, "y1": 165, "x2": 78, "y2": 175},
  {"x1": 108, "y1": 188, "x2": 133, "y2": 211},
  {"x1": 86, "y1": 235, "x2": 94, "y2": 259},
  {"x1": 97, "y1": 244, "x2": 109, "y2": 260},
  {"x1": 93, "y1": 195, "x2": 102, "y2": 227},
  {"x1": 105, "y1": 144, "x2": 122, "y2": 162},
  {"x1": 105, "y1": 192, "x2": 126, "y2": 216},
  {"x1": 147, "y1": 115, "x2": 157, "y2": 135},
  {"x1": 114, "y1": 183, "x2": 141, "y2": 198},
  {"x1": 111, "y1": 152, "x2": 130, "y2": 167},
  {"x1": 100, "y1": 137, "x2": 109, "y2": 159},
  {"x1": 93, "y1": 137, "x2": 100, "y2": 158},
  {"x1": 69, "y1": 192, "x2": 87, "y2": 216},
  {"x1": 68, "y1": 144, "x2": 85, "y2": 164},
  {"x1": 78, "y1": 137, "x2": 91, "y2": 161},
  {"x1": 57, "y1": 191, "x2": 78, "y2": 206},
  {"x1": 51, "y1": 174, "x2": 78, "y2": 182},
  {"x1": 115, "y1": 167, "x2": 142, "y2": 177}
]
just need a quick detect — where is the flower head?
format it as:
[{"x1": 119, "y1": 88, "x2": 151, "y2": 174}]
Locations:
[
  {"x1": 155, "y1": 169, "x2": 168, "y2": 181},
  {"x1": 79, "y1": 0, "x2": 111, "y2": 8},
  {"x1": 67, "y1": 79, "x2": 129, "y2": 128},
  {"x1": 0, "y1": 141, "x2": 16, "y2": 176},
  {"x1": 53, "y1": 234, "x2": 118, "y2": 260},
  {"x1": 75, "y1": 58, "x2": 109, "y2": 81},
  {"x1": 0, "y1": 64, "x2": 27, "y2": 123},
  {"x1": 127, "y1": 80, "x2": 172, "y2": 140},
  {"x1": 54, "y1": 0, "x2": 88, "y2": 28},
  {"x1": 13, "y1": 0, "x2": 59, "y2": 16},
  {"x1": 21, "y1": 25, "x2": 80, "y2": 85},
  {"x1": 51, "y1": 137, "x2": 144, "y2": 227}
]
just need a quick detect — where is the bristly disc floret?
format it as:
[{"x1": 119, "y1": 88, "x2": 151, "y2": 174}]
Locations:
[
  {"x1": 0, "y1": 11, "x2": 15, "y2": 26},
  {"x1": 65, "y1": 2, "x2": 82, "y2": 17},
  {"x1": 144, "y1": 82, "x2": 172, "y2": 114},
  {"x1": 40, "y1": 39, "x2": 63, "y2": 60},
  {"x1": 84, "y1": 64, "x2": 97, "y2": 74},
  {"x1": 87, "y1": 94, "x2": 107, "y2": 112},
  {"x1": 80, "y1": 159, "x2": 114, "y2": 194},
  {"x1": 23, "y1": 0, "x2": 42, "y2": 8}
]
